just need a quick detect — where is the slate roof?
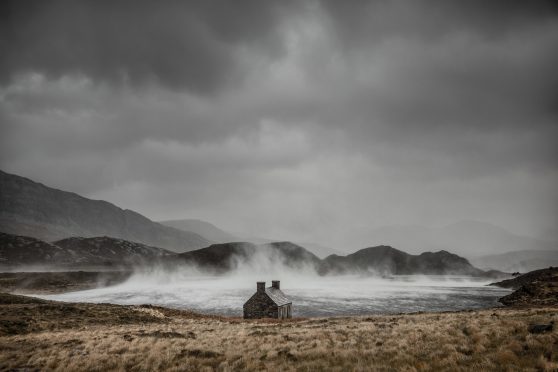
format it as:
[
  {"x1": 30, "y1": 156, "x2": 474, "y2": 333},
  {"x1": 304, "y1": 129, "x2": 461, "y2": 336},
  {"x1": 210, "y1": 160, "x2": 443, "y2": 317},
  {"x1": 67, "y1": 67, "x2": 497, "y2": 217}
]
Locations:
[{"x1": 265, "y1": 287, "x2": 291, "y2": 306}]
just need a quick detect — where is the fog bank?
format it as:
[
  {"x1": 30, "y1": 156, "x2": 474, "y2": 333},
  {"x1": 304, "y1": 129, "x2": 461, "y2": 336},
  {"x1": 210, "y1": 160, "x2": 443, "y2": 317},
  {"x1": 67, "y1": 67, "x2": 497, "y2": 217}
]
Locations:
[{"x1": 40, "y1": 270, "x2": 510, "y2": 317}]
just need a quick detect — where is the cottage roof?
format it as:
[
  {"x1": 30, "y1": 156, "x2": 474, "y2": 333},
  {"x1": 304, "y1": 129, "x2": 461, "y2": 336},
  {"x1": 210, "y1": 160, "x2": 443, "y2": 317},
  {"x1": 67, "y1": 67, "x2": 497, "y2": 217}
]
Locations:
[{"x1": 265, "y1": 287, "x2": 291, "y2": 306}]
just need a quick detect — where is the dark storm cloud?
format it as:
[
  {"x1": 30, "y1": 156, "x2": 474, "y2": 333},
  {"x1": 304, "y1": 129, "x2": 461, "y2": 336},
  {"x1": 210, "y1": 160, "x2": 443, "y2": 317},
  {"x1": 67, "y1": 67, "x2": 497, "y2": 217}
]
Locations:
[
  {"x1": 0, "y1": 0, "x2": 295, "y2": 93},
  {"x1": 253, "y1": 0, "x2": 558, "y2": 177},
  {"x1": 320, "y1": 0, "x2": 558, "y2": 42},
  {"x1": 1, "y1": 0, "x2": 558, "y2": 245}
]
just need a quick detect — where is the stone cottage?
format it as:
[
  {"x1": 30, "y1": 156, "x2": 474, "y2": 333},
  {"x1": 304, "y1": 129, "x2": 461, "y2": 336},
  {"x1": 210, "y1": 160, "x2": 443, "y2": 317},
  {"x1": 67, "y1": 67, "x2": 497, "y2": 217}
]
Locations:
[{"x1": 243, "y1": 280, "x2": 292, "y2": 319}]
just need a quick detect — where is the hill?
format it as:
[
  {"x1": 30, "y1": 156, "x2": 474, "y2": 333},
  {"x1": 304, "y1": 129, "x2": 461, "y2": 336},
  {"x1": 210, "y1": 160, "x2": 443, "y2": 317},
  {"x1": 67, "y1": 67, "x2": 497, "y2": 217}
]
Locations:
[
  {"x1": 0, "y1": 232, "x2": 70, "y2": 268},
  {"x1": 174, "y1": 242, "x2": 257, "y2": 272},
  {"x1": 0, "y1": 232, "x2": 175, "y2": 268},
  {"x1": 175, "y1": 241, "x2": 489, "y2": 277},
  {"x1": 348, "y1": 220, "x2": 557, "y2": 258},
  {"x1": 173, "y1": 241, "x2": 322, "y2": 273},
  {"x1": 0, "y1": 170, "x2": 210, "y2": 252},
  {"x1": 319, "y1": 245, "x2": 486, "y2": 276},
  {"x1": 53, "y1": 236, "x2": 175, "y2": 266},
  {"x1": 159, "y1": 219, "x2": 238, "y2": 243}
]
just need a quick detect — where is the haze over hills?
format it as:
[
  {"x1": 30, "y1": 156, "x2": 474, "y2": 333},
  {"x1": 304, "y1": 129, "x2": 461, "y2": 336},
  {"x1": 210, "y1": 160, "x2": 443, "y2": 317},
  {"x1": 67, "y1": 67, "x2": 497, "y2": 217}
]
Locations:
[
  {"x1": 0, "y1": 170, "x2": 211, "y2": 253},
  {"x1": 162, "y1": 219, "x2": 341, "y2": 258},
  {"x1": 282, "y1": 241, "x2": 341, "y2": 259},
  {"x1": 348, "y1": 220, "x2": 557, "y2": 258},
  {"x1": 159, "y1": 219, "x2": 238, "y2": 244},
  {"x1": 1, "y1": 169, "x2": 553, "y2": 271},
  {"x1": 471, "y1": 250, "x2": 558, "y2": 273}
]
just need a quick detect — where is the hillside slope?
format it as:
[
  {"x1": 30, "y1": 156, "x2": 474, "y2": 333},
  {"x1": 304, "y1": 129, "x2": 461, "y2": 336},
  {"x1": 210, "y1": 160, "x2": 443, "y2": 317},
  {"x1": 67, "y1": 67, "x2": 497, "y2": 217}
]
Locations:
[
  {"x1": 0, "y1": 232, "x2": 175, "y2": 268},
  {"x1": 0, "y1": 170, "x2": 210, "y2": 252},
  {"x1": 0, "y1": 232, "x2": 69, "y2": 267}
]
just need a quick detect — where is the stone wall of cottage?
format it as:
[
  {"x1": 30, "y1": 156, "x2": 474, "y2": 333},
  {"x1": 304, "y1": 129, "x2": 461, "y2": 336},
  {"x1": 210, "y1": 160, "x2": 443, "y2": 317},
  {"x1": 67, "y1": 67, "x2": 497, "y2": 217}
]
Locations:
[{"x1": 243, "y1": 292, "x2": 278, "y2": 319}]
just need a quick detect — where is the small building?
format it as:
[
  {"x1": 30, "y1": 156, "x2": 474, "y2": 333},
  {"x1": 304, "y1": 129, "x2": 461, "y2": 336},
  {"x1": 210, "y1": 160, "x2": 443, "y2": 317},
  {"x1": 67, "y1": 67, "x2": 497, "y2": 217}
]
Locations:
[{"x1": 243, "y1": 280, "x2": 292, "y2": 319}]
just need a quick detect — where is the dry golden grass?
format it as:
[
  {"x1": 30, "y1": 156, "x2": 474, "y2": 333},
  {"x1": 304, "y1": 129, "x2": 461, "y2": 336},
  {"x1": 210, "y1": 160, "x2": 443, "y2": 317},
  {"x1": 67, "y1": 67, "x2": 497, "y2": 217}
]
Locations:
[{"x1": 0, "y1": 296, "x2": 556, "y2": 371}]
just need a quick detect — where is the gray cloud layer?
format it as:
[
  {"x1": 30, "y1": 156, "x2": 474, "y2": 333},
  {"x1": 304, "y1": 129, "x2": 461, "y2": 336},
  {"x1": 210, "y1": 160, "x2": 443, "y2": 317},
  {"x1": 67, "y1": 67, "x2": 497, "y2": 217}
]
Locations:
[
  {"x1": 1, "y1": 0, "x2": 296, "y2": 93},
  {"x1": 1, "y1": 1, "x2": 557, "y2": 248}
]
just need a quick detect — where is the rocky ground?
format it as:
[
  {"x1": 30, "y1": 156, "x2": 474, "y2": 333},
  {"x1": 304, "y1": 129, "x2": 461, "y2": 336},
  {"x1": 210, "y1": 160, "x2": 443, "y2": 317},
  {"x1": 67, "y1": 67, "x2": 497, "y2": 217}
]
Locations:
[
  {"x1": 0, "y1": 292, "x2": 556, "y2": 371},
  {"x1": 491, "y1": 267, "x2": 558, "y2": 307}
]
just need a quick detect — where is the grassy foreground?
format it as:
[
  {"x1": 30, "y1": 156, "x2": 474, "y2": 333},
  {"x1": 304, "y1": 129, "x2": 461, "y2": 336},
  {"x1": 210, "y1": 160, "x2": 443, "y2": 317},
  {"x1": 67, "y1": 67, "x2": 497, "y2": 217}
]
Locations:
[{"x1": 0, "y1": 293, "x2": 556, "y2": 371}]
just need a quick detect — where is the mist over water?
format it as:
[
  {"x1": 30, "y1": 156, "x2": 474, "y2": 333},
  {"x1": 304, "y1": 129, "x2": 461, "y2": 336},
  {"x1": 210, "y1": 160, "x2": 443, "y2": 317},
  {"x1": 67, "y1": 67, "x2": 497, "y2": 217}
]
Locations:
[{"x1": 40, "y1": 267, "x2": 511, "y2": 317}]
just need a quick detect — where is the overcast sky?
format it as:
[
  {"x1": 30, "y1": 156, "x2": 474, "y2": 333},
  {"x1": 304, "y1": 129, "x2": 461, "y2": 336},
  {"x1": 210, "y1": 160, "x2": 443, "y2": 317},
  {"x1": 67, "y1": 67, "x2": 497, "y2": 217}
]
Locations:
[{"x1": 1, "y1": 0, "x2": 557, "y2": 248}]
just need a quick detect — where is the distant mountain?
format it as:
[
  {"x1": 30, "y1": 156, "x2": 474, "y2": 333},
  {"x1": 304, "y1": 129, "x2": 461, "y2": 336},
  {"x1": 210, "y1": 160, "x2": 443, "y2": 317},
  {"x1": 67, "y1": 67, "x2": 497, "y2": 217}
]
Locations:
[
  {"x1": 0, "y1": 170, "x2": 211, "y2": 252},
  {"x1": 319, "y1": 245, "x2": 486, "y2": 276},
  {"x1": 471, "y1": 250, "x2": 558, "y2": 273},
  {"x1": 0, "y1": 232, "x2": 174, "y2": 268},
  {"x1": 348, "y1": 220, "x2": 557, "y2": 258},
  {"x1": 159, "y1": 219, "x2": 238, "y2": 243}
]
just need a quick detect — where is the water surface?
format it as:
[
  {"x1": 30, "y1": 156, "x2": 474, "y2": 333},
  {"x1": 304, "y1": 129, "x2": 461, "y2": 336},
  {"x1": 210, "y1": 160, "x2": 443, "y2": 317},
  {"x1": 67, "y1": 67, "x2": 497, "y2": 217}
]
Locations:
[{"x1": 40, "y1": 273, "x2": 511, "y2": 317}]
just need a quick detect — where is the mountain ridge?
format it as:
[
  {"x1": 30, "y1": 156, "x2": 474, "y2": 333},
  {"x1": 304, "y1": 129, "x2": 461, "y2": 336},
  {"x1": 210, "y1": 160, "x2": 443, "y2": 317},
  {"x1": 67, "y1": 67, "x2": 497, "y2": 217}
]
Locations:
[
  {"x1": 0, "y1": 231, "x2": 502, "y2": 277},
  {"x1": 0, "y1": 170, "x2": 211, "y2": 252}
]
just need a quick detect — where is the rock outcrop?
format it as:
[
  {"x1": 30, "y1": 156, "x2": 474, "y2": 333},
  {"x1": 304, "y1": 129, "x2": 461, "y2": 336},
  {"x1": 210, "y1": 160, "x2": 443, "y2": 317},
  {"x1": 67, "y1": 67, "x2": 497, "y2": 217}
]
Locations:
[{"x1": 491, "y1": 267, "x2": 558, "y2": 306}]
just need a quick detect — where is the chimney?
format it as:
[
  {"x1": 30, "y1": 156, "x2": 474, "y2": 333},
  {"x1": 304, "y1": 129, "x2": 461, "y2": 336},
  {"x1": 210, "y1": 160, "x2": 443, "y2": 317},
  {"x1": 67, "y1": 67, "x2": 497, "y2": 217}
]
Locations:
[
  {"x1": 257, "y1": 282, "x2": 265, "y2": 292},
  {"x1": 272, "y1": 280, "x2": 280, "y2": 289}
]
